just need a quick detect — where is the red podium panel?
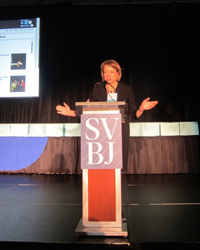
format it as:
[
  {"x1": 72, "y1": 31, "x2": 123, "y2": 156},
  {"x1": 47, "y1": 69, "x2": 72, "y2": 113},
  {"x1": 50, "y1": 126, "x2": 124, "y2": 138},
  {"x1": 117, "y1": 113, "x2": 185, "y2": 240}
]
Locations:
[{"x1": 88, "y1": 169, "x2": 116, "y2": 222}]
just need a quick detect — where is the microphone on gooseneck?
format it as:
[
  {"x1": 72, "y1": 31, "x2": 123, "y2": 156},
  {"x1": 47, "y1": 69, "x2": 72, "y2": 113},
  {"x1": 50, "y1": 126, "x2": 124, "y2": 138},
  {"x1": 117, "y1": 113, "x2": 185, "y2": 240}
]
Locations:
[{"x1": 105, "y1": 81, "x2": 127, "y2": 103}]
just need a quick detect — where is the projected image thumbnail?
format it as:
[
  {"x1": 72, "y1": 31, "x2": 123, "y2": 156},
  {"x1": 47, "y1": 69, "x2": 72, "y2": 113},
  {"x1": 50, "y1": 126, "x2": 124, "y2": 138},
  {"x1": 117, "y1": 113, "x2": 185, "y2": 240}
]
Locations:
[
  {"x1": 10, "y1": 76, "x2": 26, "y2": 92},
  {"x1": 10, "y1": 53, "x2": 26, "y2": 70}
]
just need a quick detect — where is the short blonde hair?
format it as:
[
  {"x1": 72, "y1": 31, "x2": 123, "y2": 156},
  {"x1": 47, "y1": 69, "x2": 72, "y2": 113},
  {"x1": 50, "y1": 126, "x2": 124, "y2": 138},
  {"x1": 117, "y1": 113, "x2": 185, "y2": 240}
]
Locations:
[{"x1": 100, "y1": 59, "x2": 122, "y2": 82}]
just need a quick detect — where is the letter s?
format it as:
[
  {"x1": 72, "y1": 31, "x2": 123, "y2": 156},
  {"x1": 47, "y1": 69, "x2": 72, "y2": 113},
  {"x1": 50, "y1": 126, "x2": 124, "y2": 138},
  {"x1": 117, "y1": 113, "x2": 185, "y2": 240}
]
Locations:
[{"x1": 85, "y1": 118, "x2": 99, "y2": 140}]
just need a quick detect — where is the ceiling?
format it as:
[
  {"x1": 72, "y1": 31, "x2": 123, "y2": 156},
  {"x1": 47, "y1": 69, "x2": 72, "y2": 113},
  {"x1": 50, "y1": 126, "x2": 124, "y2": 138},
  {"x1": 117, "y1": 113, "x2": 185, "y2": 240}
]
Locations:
[{"x1": 0, "y1": 0, "x2": 199, "y2": 6}]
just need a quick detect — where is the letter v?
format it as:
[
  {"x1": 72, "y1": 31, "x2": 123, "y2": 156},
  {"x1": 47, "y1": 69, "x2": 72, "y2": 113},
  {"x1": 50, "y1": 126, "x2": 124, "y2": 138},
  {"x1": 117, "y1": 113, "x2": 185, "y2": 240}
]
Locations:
[{"x1": 100, "y1": 118, "x2": 119, "y2": 140}]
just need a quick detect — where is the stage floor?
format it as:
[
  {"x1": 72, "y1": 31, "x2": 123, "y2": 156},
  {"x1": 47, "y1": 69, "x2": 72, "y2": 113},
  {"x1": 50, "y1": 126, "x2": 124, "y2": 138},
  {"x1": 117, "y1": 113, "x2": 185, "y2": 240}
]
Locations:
[{"x1": 0, "y1": 173, "x2": 200, "y2": 250}]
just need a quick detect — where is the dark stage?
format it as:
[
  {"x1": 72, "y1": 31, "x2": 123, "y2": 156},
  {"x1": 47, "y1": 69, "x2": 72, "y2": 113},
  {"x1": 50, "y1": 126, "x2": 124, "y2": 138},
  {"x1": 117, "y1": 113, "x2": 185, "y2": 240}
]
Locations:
[{"x1": 0, "y1": 173, "x2": 200, "y2": 250}]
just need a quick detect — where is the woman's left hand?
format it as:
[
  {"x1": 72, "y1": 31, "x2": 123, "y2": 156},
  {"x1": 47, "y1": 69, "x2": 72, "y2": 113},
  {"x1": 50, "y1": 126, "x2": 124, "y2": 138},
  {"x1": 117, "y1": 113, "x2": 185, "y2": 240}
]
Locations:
[{"x1": 140, "y1": 97, "x2": 158, "y2": 111}]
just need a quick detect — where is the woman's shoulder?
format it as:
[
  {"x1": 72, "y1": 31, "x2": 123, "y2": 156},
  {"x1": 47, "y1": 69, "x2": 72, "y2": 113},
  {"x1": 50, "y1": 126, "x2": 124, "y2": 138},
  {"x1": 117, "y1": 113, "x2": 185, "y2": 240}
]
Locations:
[
  {"x1": 118, "y1": 82, "x2": 131, "y2": 90},
  {"x1": 93, "y1": 82, "x2": 105, "y2": 88},
  {"x1": 90, "y1": 82, "x2": 106, "y2": 101}
]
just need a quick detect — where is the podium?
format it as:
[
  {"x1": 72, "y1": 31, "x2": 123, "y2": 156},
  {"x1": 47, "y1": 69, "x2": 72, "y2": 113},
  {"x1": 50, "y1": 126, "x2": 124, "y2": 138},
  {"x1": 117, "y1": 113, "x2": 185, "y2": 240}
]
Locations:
[{"x1": 75, "y1": 102, "x2": 128, "y2": 237}]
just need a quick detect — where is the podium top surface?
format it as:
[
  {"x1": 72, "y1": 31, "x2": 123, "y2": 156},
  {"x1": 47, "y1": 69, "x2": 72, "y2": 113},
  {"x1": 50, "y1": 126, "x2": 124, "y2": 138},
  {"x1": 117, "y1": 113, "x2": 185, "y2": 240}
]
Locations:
[{"x1": 75, "y1": 101, "x2": 126, "y2": 112}]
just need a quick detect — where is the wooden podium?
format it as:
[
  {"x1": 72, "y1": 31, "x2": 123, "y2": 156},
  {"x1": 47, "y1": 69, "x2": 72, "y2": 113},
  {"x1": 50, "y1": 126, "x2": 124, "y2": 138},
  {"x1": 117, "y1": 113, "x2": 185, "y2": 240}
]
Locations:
[{"x1": 75, "y1": 102, "x2": 128, "y2": 237}]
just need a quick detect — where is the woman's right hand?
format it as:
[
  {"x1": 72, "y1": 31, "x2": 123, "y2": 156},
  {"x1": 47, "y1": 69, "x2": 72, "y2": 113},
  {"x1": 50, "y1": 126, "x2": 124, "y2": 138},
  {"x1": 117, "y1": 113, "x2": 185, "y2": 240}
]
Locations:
[{"x1": 56, "y1": 102, "x2": 76, "y2": 117}]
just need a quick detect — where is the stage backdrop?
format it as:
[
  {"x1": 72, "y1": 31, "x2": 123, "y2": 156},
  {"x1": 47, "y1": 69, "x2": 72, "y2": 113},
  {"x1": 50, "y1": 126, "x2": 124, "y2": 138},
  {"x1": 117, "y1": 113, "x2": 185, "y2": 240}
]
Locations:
[{"x1": 0, "y1": 3, "x2": 199, "y2": 124}]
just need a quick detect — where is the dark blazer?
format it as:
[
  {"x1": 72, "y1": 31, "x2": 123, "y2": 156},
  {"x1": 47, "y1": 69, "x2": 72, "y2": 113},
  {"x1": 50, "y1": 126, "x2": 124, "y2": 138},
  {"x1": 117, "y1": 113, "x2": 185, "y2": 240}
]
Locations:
[{"x1": 89, "y1": 81, "x2": 138, "y2": 122}]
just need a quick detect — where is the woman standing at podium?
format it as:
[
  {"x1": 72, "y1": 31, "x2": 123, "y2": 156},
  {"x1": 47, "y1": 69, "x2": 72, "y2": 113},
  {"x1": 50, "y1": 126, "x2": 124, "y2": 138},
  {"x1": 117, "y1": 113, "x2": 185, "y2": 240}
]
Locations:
[{"x1": 56, "y1": 59, "x2": 158, "y2": 173}]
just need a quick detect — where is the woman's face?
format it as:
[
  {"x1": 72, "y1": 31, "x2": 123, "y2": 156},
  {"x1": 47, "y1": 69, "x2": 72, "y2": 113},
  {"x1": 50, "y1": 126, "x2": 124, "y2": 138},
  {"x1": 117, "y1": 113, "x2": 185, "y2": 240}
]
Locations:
[{"x1": 103, "y1": 65, "x2": 119, "y2": 85}]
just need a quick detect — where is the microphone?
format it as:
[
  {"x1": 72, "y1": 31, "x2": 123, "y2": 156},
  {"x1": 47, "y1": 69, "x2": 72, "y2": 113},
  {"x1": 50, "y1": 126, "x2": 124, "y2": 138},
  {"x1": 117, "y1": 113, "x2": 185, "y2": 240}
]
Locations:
[
  {"x1": 105, "y1": 81, "x2": 127, "y2": 103},
  {"x1": 105, "y1": 81, "x2": 116, "y2": 91},
  {"x1": 96, "y1": 81, "x2": 127, "y2": 104}
]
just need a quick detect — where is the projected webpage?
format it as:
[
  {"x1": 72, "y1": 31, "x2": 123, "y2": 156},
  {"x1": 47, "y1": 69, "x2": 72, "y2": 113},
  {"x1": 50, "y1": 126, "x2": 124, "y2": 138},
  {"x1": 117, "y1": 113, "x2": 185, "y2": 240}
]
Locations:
[{"x1": 0, "y1": 18, "x2": 40, "y2": 97}]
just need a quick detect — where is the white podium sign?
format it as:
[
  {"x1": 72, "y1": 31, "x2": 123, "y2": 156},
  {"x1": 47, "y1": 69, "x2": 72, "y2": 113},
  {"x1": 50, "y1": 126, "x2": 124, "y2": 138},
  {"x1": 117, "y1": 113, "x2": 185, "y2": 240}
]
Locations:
[{"x1": 81, "y1": 113, "x2": 122, "y2": 169}]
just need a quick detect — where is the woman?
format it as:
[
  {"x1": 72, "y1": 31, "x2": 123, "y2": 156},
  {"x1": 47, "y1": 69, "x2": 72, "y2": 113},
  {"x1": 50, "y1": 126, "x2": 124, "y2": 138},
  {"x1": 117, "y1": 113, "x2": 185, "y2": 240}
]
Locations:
[{"x1": 56, "y1": 59, "x2": 158, "y2": 172}]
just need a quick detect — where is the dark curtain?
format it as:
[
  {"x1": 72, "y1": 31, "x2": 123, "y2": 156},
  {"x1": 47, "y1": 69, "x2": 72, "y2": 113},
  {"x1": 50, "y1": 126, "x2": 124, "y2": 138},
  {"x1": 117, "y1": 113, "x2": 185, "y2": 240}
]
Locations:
[
  {"x1": 127, "y1": 136, "x2": 200, "y2": 174},
  {"x1": 0, "y1": 3, "x2": 200, "y2": 124},
  {"x1": 2, "y1": 136, "x2": 199, "y2": 174}
]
